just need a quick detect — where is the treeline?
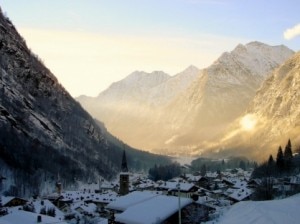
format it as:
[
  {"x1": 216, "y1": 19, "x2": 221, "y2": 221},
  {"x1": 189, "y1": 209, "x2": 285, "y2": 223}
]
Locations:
[
  {"x1": 148, "y1": 163, "x2": 181, "y2": 181},
  {"x1": 251, "y1": 139, "x2": 300, "y2": 200},
  {"x1": 190, "y1": 156, "x2": 256, "y2": 173},
  {"x1": 252, "y1": 139, "x2": 300, "y2": 178}
]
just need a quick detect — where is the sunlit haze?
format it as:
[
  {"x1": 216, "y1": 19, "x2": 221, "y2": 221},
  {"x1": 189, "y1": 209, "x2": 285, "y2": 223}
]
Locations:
[
  {"x1": 240, "y1": 114, "x2": 257, "y2": 131},
  {"x1": 1, "y1": 0, "x2": 299, "y2": 97}
]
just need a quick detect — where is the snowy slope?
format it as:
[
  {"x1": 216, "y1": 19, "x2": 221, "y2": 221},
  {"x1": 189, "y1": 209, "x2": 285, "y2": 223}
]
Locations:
[
  {"x1": 147, "y1": 65, "x2": 200, "y2": 106},
  {"x1": 97, "y1": 70, "x2": 170, "y2": 103},
  {"x1": 217, "y1": 194, "x2": 300, "y2": 224}
]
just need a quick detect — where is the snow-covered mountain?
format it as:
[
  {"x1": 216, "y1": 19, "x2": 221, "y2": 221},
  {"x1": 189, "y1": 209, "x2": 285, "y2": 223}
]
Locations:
[
  {"x1": 98, "y1": 70, "x2": 170, "y2": 103},
  {"x1": 77, "y1": 66, "x2": 200, "y2": 150},
  {"x1": 78, "y1": 42, "x2": 294, "y2": 157},
  {"x1": 211, "y1": 51, "x2": 300, "y2": 159},
  {"x1": 160, "y1": 42, "x2": 294, "y2": 153}
]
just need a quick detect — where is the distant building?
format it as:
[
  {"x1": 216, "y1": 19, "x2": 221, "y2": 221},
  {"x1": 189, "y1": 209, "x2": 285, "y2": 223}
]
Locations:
[
  {"x1": 107, "y1": 191, "x2": 201, "y2": 224},
  {"x1": 119, "y1": 150, "x2": 129, "y2": 195},
  {"x1": 0, "y1": 210, "x2": 68, "y2": 224},
  {"x1": 1, "y1": 196, "x2": 27, "y2": 207}
]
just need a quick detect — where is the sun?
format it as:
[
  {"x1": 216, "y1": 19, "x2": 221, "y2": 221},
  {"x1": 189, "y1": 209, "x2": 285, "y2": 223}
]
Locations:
[{"x1": 240, "y1": 114, "x2": 257, "y2": 131}]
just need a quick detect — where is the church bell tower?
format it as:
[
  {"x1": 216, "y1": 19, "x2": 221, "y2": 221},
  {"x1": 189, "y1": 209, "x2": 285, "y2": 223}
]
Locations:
[{"x1": 119, "y1": 150, "x2": 129, "y2": 195}]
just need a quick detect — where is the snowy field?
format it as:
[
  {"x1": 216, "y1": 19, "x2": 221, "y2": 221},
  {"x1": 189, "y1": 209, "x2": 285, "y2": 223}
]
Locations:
[{"x1": 215, "y1": 193, "x2": 300, "y2": 224}]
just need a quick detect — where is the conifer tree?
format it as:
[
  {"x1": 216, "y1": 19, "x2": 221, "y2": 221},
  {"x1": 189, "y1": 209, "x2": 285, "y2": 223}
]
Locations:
[
  {"x1": 268, "y1": 155, "x2": 274, "y2": 166},
  {"x1": 284, "y1": 139, "x2": 293, "y2": 160},
  {"x1": 284, "y1": 139, "x2": 293, "y2": 172},
  {"x1": 276, "y1": 146, "x2": 284, "y2": 171}
]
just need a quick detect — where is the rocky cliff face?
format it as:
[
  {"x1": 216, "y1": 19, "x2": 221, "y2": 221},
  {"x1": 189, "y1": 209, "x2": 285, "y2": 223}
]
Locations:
[
  {"x1": 0, "y1": 8, "x2": 169, "y2": 196},
  {"x1": 206, "y1": 51, "x2": 300, "y2": 160}
]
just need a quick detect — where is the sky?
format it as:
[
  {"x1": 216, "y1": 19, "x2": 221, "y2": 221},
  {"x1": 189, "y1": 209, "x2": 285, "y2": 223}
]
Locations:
[{"x1": 0, "y1": 0, "x2": 299, "y2": 97}]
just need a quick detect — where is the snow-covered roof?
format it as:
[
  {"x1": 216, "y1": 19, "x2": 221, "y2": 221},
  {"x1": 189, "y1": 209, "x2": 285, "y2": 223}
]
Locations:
[
  {"x1": 32, "y1": 199, "x2": 65, "y2": 220},
  {"x1": 107, "y1": 191, "x2": 159, "y2": 211},
  {"x1": 135, "y1": 182, "x2": 155, "y2": 190},
  {"x1": 62, "y1": 190, "x2": 117, "y2": 203},
  {"x1": 157, "y1": 181, "x2": 197, "y2": 192},
  {"x1": 206, "y1": 172, "x2": 219, "y2": 178},
  {"x1": 186, "y1": 175, "x2": 202, "y2": 182},
  {"x1": 1, "y1": 196, "x2": 27, "y2": 206},
  {"x1": 226, "y1": 187, "x2": 252, "y2": 201},
  {"x1": 115, "y1": 195, "x2": 192, "y2": 224},
  {"x1": 0, "y1": 210, "x2": 67, "y2": 224},
  {"x1": 74, "y1": 202, "x2": 97, "y2": 213},
  {"x1": 98, "y1": 219, "x2": 108, "y2": 224},
  {"x1": 218, "y1": 193, "x2": 300, "y2": 224},
  {"x1": 1, "y1": 196, "x2": 15, "y2": 206}
]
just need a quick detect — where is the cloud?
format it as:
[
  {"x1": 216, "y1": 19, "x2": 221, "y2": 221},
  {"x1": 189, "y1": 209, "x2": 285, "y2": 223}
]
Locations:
[{"x1": 284, "y1": 24, "x2": 300, "y2": 40}]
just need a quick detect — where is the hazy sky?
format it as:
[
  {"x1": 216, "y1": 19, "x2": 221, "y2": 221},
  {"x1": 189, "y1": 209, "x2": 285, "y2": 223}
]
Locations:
[{"x1": 1, "y1": 0, "x2": 299, "y2": 97}]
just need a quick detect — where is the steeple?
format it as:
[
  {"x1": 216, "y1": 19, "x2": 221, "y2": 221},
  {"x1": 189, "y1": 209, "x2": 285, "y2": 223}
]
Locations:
[
  {"x1": 119, "y1": 149, "x2": 129, "y2": 195},
  {"x1": 121, "y1": 150, "x2": 128, "y2": 172}
]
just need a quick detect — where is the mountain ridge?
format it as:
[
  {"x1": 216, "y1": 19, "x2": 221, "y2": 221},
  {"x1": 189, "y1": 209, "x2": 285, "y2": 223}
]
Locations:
[
  {"x1": 78, "y1": 41, "x2": 294, "y2": 156},
  {"x1": 204, "y1": 51, "x2": 300, "y2": 160}
]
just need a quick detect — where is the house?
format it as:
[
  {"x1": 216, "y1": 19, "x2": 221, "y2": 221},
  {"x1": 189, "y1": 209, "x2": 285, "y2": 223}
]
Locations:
[
  {"x1": 31, "y1": 199, "x2": 65, "y2": 220},
  {"x1": 1, "y1": 196, "x2": 27, "y2": 207},
  {"x1": 114, "y1": 195, "x2": 193, "y2": 224},
  {"x1": 107, "y1": 191, "x2": 159, "y2": 213},
  {"x1": 156, "y1": 181, "x2": 199, "y2": 198},
  {"x1": 247, "y1": 179, "x2": 262, "y2": 188},
  {"x1": 197, "y1": 177, "x2": 210, "y2": 189},
  {"x1": 0, "y1": 210, "x2": 67, "y2": 224},
  {"x1": 91, "y1": 191, "x2": 118, "y2": 209},
  {"x1": 225, "y1": 187, "x2": 253, "y2": 203},
  {"x1": 73, "y1": 202, "x2": 97, "y2": 215}
]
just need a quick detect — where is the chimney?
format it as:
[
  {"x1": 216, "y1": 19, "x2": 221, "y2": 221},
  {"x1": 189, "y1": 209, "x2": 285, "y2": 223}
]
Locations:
[{"x1": 37, "y1": 215, "x2": 42, "y2": 223}]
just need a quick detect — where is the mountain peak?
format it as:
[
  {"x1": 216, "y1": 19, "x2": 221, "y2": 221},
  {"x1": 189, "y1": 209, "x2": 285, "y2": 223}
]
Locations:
[
  {"x1": 245, "y1": 41, "x2": 268, "y2": 47},
  {"x1": 214, "y1": 41, "x2": 294, "y2": 77},
  {"x1": 114, "y1": 70, "x2": 170, "y2": 89}
]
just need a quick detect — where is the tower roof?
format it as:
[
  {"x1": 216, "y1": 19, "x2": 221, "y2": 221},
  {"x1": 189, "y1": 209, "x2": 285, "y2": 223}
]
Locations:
[{"x1": 121, "y1": 150, "x2": 129, "y2": 172}]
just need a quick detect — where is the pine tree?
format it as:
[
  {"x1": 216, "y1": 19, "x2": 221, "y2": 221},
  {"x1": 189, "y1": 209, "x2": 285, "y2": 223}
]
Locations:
[
  {"x1": 266, "y1": 155, "x2": 276, "y2": 176},
  {"x1": 284, "y1": 139, "x2": 293, "y2": 172},
  {"x1": 284, "y1": 139, "x2": 293, "y2": 160},
  {"x1": 268, "y1": 155, "x2": 274, "y2": 166},
  {"x1": 276, "y1": 146, "x2": 284, "y2": 171}
]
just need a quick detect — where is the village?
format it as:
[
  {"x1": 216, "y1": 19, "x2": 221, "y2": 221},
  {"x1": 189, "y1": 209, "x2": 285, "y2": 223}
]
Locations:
[{"x1": 0, "y1": 152, "x2": 300, "y2": 224}]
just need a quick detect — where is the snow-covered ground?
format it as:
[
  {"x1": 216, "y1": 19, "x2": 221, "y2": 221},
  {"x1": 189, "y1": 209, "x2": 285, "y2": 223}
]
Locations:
[{"x1": 214, "y1": 193, "x2": 300, "y2": 224}]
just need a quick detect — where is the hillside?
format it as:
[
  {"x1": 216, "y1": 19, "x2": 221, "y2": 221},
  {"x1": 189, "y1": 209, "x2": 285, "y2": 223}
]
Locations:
[
  {"x1": 0, "y1": 8, "x2": 170, "y2": 196},
  {"x1": 208, "y1": 51, "x2": 300, "y2": 159}
]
